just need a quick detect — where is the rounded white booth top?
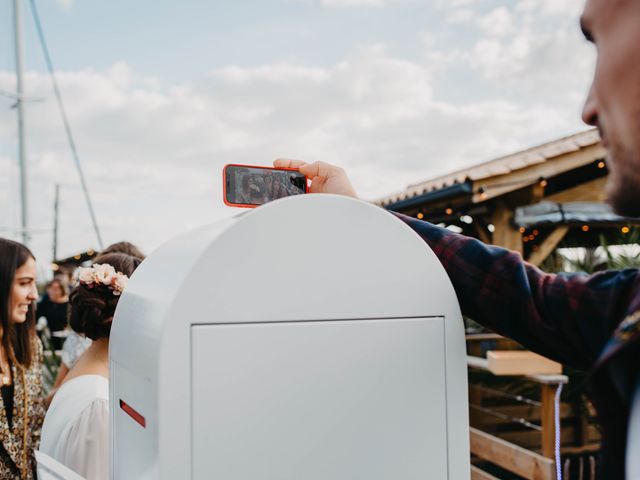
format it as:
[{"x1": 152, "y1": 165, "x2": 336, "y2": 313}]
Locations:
[{"x1": 110, "y1": 194, "x2": 470, "y2": 480}]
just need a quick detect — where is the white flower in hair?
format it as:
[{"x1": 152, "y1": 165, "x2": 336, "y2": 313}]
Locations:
[
  {"x1": 77, "y1": 267, "x2": 95, "y2": 284},
  {"x1": 93, "y1": 263, "x2": 117, "y2": 286},
  {"x1": 112, "y1": 272, "x2": 128, "y2": 296},
  {"x1": 74, "y1": 263, "x2": 130, "y2": 296}
]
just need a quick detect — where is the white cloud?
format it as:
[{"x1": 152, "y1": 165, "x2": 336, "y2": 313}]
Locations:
[
  {"x1": 426, "y1": 0, "x2": 594, "y2": 112},
  {"x1": 516, "y1": 0, "x2": 585, "y2": 17},
  {"x1": 436, "y1": 0, "x2": 482, "y2": 7},
  {"x1": 291, "y1": 0, "x2": 419, "y2": 7},
  {"x1": 321, "y1": 0, "x2": 385, "y2": 6},
  {"x1": 478, "y1": 7, "x2": 516, "y2": 37},
  {"x1": 55, "y1": 0, "x2": 73, "y2": 9},
  {"x1": 469, "y1": 16, "x2": 593, "y2": 102},
  {"x1": 1, "y1": 1, "x2": 595, "y2": 265},
  {"x1": 445, "y1": 8, "x2": 474, "y2": 24}
]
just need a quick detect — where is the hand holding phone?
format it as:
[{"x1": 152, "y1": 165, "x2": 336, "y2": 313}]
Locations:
[
  {"x1": 223, "y1": 164, "x2": 308, "y2": 208},
  {"x1": 273, "y1": 159, "x2": 358, "y2": 198}
]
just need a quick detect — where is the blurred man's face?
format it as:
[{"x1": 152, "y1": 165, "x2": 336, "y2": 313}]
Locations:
[
  {"x1": 47, "y1": 282, "x2": 63, "y2": 301},
  {"x1": 581, "y1": 0, "x2": 640, "y2": 216}
]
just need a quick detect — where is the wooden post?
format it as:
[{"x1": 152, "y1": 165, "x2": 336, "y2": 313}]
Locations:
[
  {"x1": 474, "y1": 221, "x2": 491, "y2": 245},
  {"x1": 540, "y1": 383, "x2": 557, "y2": 458},
  {"x1": 491, "y1": 201, "x2": 522, "y2": 254},
  {"x1": 527, "y1": 226, "x2": 570, "y2": 267},
  {"x1": 469, "y1": 386, "x2": 484, "y2": 426}
]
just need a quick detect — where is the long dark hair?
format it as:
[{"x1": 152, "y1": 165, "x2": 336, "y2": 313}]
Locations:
[{"x1": 0, "y1": 238, "x2": 36, "y2": 368}]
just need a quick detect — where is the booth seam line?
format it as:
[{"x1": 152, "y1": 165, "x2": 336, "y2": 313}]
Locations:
[
  {"x1": 189, "y1": 325, "x2": 194, "y2": 479},
  {"x1": 442, "y1": 318, "x2": 450, "y2": 480},
  {"x1": 191, "y1": 315, "x2": 442, "y2": 327}
]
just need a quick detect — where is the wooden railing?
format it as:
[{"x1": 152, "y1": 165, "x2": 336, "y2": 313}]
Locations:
[
  {"x1": 467, "y1": 354, "x2": 568, "y2": 480},
  {"x1": 470, "y1": 427, "x2": 555, "y2": 480}
]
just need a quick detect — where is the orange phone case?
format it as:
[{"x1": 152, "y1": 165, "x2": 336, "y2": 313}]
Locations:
[{"x1": 223, "y1": 164, "x2": 308, "y2": 209}]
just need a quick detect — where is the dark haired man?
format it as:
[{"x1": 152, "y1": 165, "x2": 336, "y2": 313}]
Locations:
[{"x1": 275, "y1": 0, "x2": 640, "y2": 477}]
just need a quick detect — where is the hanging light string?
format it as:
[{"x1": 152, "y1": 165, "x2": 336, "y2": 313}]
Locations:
[{"x1": 474, "y1": 159, "x2": 607, "y2": 198}]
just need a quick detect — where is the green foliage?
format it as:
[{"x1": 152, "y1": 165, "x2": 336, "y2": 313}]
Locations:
[
  {"x1": 599, "y1": 228, "x2": 640, "y2": 270},
  {"x1": 559, "y1": 227, "x2": 640, "y2": 273},
  {"x1": 562, "y1": 247, "x2": 608, "y2": 273}
]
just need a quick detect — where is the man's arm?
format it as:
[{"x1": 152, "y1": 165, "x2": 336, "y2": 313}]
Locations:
[
  {"x1": 397, "y1": 213, "x2": 640, "y2": 370},
  {"x1": 274, "y1": 158, "x2": 640, "y2": 370}
]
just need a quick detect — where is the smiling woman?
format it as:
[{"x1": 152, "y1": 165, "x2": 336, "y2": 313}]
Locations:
[{"x1": 0, "y1": 238, "x2": 46, "y2": 480}]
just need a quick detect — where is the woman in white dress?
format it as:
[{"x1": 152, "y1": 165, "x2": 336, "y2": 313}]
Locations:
[
  {"x1": 39, "y1": 253, "x2": 141, "y2": 479},
  {"x1": 45, "y1": 241, "x2": 146, "y2": 409},
  {"x1": 45, "y1": 332, "x2": 93, "y2": 408}
]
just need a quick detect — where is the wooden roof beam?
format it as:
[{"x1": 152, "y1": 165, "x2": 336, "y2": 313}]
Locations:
[
  {"x1": 544, "y1": 176, "x2": 607, "y2": 203},
  {"x1": 472, "y1": 144, "x2": 606, "y2": 204},
  {"x1": 526, "y1": 226, "x2": 570, "y2": 266}
]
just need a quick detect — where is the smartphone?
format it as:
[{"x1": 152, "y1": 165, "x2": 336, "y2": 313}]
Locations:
[{"x1": 223, "y1": 164, "x2": 308, "y2": 208}]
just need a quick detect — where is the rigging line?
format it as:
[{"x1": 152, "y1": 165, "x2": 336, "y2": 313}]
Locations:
[
  {"x1": 28, "y1": 0, "x2": 104, "y2": 250},
  {"x1": 0, "y1": 89, "x2": 19, "y2": 100}
]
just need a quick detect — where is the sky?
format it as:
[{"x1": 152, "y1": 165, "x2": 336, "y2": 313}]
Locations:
[{"x1": 0, "y1": 0, "x2": 595, "y2": 271}]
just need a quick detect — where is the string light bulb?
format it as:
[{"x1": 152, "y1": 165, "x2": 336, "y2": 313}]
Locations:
[
  {"x1": 417, "y1": 212, "x2": 424, "y2": 220},
  {"x1": 622, "y1": 226, "x2": 630, "y2": 234},
  {"x1": 445, "y1": 207, "x2": 453, "y2": 215},
  {"x1": 538, "y1": 178, "x2": 548, "y2": 188},
  {"x1": 598, "y1": 161, "x2": 606, "y2": 169},
  {"x1": 519, "y1": 227, "x2": 526, "y2": 234},
  {"x1": 582, "y1": 225, "x2": 590, "y2": 232}
]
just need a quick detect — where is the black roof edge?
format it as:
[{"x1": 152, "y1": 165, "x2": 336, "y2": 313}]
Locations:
[{"x1": 383, "y1": 182, "x2": 473, "y2": 211}]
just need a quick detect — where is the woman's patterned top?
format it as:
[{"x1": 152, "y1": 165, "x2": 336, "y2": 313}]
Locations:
[{"x1": 0, "y1": 336, "x2": 46, "y2": 479}]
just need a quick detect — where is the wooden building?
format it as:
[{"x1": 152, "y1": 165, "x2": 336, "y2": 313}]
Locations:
[
  {"x1": 375, "y1": 129, "x2": 639, "y2": 479},
  {"x1": 51, "y1": 249, "x2": 98, "y2": 278},
  {"x1": 377, "y1": 129, "x2": 640, "y2": 266}
]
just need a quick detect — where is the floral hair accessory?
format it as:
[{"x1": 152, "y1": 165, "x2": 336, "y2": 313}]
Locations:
[{"x1": 73, "y1": 263, "x2": 129, "y2": 296}]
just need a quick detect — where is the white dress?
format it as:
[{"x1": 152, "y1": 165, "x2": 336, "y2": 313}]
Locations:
[{"x1": 39, "y1": 375, "x2": 109, "y2": 480}]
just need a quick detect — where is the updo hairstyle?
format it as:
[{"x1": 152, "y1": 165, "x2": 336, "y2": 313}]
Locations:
[{"x1": 69, "y1": 253, "x2": 141, "y2": 340}]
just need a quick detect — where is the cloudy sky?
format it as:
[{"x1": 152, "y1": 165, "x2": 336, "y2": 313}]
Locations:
[{"x1": 0, "y1": 0, "x2": 594, "y2": 269}]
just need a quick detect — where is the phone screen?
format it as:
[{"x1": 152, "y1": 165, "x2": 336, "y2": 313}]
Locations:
[{"x1": 224, "y1": 165, "x2": 307, "y2": 207}]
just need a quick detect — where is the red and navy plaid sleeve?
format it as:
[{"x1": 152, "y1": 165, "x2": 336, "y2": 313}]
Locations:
[{"x1": 395, "y1": 213, "x2": 640, "y2": 369}]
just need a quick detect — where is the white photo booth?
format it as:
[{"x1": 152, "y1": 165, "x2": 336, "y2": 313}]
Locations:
[{"x1": 110, "y1": 194, "x2": 470, "y2": 479}]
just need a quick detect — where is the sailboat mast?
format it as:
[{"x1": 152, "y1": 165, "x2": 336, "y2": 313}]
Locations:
[
  {"x1": 52, "y1": 183, "x2": 59, "y2": 260},
  {"x1": 13, "y1": 0, "x2": 29, "y2": 246}
]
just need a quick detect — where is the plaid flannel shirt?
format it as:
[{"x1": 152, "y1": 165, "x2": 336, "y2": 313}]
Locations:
[{"x1": 396, "y1": 213, "x2": 640, "y2": 479}]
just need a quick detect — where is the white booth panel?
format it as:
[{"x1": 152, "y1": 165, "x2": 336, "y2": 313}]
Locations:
[
  {"x1": 191, "y1": 317, "x2": 449, "y2": 480},
  {"x1": 111, "y1": 361, "x2": 157, "y2": 479}
]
